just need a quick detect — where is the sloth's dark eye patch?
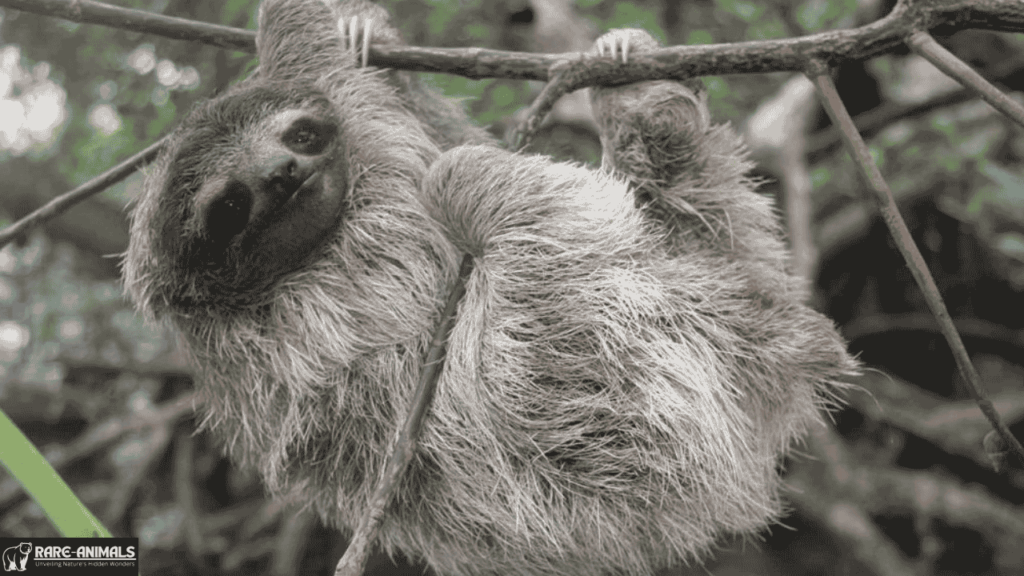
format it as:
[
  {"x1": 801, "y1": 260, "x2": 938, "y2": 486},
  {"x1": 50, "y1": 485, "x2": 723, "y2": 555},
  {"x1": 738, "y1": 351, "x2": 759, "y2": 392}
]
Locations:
[{"x1": 282, "y1": 117, "x2": 336, "y2": 155}]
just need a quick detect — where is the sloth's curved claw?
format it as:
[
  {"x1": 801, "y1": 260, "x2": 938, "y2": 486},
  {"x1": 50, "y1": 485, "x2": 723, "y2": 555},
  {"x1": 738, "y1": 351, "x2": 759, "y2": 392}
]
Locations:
[
  {"x1": 337, "y1": 16, "x2": 375, "y2": 67},
  {"x1": 596, "y1": 33, "x2": 630, "y2": 63}
]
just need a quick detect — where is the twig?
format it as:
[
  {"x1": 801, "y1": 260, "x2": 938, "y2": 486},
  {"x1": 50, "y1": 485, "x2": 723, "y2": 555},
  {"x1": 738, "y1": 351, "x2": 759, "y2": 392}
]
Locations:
[
  {"x1": 808, "y1": 69, "x2": 1024, "y2": 464},
  {"x1": 809, "y1": 45, "x2": 1024, "y2": 162},
  {"x1": 843, "y1": 313, "x2": 1024, "y2": 351},
  {"x1": 807, "y1": 88, "x2": 976, "y2": 163},
  {"x1": 0, "y1": 0, "x2": 254, "y2": 50},
  {"x1": 333, "y1": 253, "x2": 475, "y2": 576},
  {"x1": 907, "y1": 31, "x2": 1024, "y2": 129},
  {"x1": 512, "y1": 62, "x2": 575, "y2": 150},
  {"x1": 845, "y1": 370, "x2": 1024, "y2": 482},
  {"x1": 0, "y1": 136, "x2": 165, "y2": 251}
]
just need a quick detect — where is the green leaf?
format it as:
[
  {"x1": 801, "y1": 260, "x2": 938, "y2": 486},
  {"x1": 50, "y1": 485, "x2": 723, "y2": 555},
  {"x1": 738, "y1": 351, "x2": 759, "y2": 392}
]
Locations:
[{"x1": 0, "y1": 409, "x2": 112, "y2": 538}]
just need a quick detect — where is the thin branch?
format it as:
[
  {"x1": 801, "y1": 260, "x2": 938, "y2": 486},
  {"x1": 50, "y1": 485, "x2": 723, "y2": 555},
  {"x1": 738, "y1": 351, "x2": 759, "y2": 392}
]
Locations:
[
  {"x1": 334, "y1": 253, "x2": 475, "y2": 576},
  {"x1": 843, "y1": 313, "x2": 1024, "y2": 351},
  {"x1": 0, "y1": 0, "x2": 254, "y2": 51},
  {"x1": 809, "y1": 70, "x2": 1024, "y2": 464},
  {"x1": 846, "y1": 368, "x2": 1024, "y2": 483},
  {"x1": 807, "y1": 88, "x2": 977, "y2": 164},
  {"x1": 0, "y1": 136, "x2": 165, "y2": 251},
  {"x1": 907, "y1": 31, "x2": 1024, "y2": 129},
  {"x1": 512, "y1": 62, "x2": 575, "y2": 149}
]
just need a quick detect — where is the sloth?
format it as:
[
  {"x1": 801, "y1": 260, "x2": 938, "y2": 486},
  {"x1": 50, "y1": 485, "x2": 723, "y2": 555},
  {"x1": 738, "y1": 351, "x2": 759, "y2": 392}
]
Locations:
[{"x1": 122, "y1": 1, "x2": 858, "y2": 574}]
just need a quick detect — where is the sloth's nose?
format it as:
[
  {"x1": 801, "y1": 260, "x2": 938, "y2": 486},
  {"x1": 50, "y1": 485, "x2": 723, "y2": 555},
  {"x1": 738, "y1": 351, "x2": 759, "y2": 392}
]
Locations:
[{"x1": 261, "y1": 154, "x2": 314, "y2": 200}]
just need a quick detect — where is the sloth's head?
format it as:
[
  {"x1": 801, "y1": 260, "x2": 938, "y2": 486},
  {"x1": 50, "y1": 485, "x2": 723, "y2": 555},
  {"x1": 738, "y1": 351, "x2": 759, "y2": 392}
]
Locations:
[{"x1": 123, "y1": 81, "x2": 352, "y2": 317}]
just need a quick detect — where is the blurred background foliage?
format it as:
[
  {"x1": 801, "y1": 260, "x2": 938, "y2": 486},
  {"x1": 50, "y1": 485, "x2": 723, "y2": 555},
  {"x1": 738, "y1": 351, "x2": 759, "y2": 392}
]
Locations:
[{"x1": 1, "y1": 0, "x2": 1023, "y2": 574}]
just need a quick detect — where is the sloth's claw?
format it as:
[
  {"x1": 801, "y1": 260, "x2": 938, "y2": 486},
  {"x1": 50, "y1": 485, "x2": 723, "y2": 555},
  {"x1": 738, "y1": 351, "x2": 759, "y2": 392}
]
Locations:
[
  {"x1": 595, "y1": 32, "x2": 631, "y2": 63},
  {"x1": 337, "y1": 16, "x2": 375, "y2": 67},
  {"x1": 361, "y1": 19, "x2": 372, "y2": 67}
]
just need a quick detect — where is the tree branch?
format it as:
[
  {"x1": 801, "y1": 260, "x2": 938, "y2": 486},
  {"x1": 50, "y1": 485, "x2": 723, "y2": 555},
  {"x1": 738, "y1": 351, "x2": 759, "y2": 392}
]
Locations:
[
  {"x1": 2, "y1": 0, "x2": 1024, "y2": 246},
  {"x1": 0, "y1": 0, "x2": 254, "y2": 50},
  {"x1": 0, "y1": 137, "x2": 165, "y2": 251},
  {"x1": 809, "y1": 69, "x2": 1024, "y2": 465},
  {"x1": 1, "y1": 0, "x2": 1022, "y2": 81},
  {"x1": 907, "y1": 31, "x2": 1024, "y2": 128},
  {"x1": 334, "y1": 253, "x2": 474, "y2": 576}
]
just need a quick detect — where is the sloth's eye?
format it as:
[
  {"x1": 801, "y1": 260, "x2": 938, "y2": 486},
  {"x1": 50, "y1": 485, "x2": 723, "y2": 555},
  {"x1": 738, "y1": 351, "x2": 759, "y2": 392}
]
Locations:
[{"x1": 283, "y1": 117, "x2": 336, "y2": 156}]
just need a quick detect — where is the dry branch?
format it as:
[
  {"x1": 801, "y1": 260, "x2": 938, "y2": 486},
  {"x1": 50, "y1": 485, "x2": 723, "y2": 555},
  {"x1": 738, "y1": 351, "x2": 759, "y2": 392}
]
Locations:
[
  {"x1": 0, "y1": 0, "x2": 254, "y2": 50},
  {"x1": 0, "y1": 136, "x2": 165, "y2": 251},
  {"x1": 809, "y1": 70, "x2": 1024, "y2": 464},
  {"x1": 908, "y1": 31, "x2": 1024, "y2": 128},
  {"x1": 333, "y1": 253, "x2": 474, "y2": 576},
  {"x1": 0, "y1": 0, "x2": 1022, "y2": 81}
]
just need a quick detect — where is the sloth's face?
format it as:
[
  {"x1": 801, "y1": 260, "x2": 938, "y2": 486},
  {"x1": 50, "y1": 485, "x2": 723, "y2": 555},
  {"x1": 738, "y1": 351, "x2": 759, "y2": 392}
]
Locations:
[{"x1": 147, "y1": 85, "x2": 350, "y2": 312}]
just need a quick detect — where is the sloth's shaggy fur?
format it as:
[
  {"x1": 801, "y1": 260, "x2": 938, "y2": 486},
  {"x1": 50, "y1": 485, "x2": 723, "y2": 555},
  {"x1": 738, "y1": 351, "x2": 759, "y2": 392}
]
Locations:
[{"x1": 123, "y1": 4, "x2": 858, "y2": 575}]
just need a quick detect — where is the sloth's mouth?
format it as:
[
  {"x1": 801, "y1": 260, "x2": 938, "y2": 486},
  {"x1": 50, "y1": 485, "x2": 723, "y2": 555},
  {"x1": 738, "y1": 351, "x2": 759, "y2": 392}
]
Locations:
[
  {"x1": 283, "y1": 172, "x2": 323, "y2": 207},
  {"x1": 298, "y1": 171, "x2": 321, "y2": 196}
]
